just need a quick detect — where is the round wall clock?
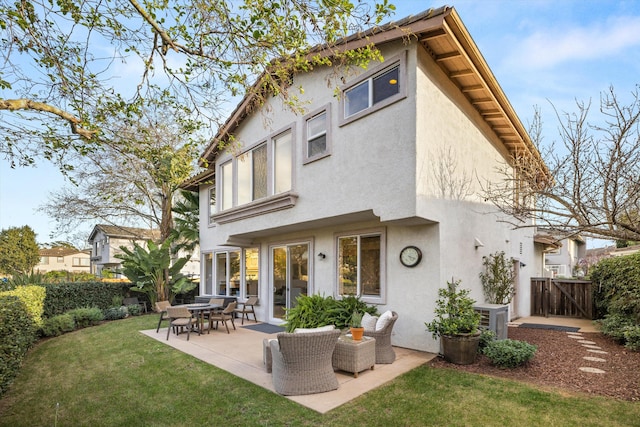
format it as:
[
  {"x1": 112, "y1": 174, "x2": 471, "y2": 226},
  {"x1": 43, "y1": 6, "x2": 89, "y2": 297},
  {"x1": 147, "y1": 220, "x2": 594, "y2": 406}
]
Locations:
[{"x1": 400, "y1": 246, "x2": 422, "y2": 267}]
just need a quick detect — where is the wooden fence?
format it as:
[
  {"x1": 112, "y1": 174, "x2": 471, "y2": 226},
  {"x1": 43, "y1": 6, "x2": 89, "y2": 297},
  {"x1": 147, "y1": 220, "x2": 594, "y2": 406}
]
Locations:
[{"x1": 530, "y1": 278, "x2": 593, "y2": 319}]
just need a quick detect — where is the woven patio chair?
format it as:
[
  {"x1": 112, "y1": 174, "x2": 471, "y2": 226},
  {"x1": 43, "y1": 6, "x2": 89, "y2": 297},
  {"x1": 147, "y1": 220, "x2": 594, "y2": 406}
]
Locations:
[
  {"x1": 155, "y1": 300, "x2": 172, "y2": 333},
  {"x1": 208, "y1": 301, "x2": 237, "y2": 333},
  {"x1": 363, "y1": 311, "x2": 398, "y2": 364},
  {"x1": 270, "y1": 329, "x2": 341, "y2": 395},
  {"x1": 165, "y1": 306, "x2": 198, "y2": 341},
  {"x1": 234, "y1": 296, "x2": 258, "y2": 324}
]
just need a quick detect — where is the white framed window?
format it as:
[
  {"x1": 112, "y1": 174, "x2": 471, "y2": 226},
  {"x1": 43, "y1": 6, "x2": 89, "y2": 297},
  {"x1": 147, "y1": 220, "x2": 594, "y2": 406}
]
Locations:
[
  {"x1": 218, "y1": 126, "x2": 294, "y2": 212},
  {"x1": 340, "y1": 53, "x2": 406, "y2": 126},
  {"x1": 221, "y1": 161, "x2": 233, "y2": 210},
  {"x1": 303, "y1": 104, "x2": 332, "y2": 164},
  {"x1": 203, "y1": 248, "x2": 259, "y2": 298},
  {"x1": 208, "y1": 186, "x2": 216, "y2": 225},
  {"x1": 336, "y1": 228, "x2": 386, "y2": 304}
]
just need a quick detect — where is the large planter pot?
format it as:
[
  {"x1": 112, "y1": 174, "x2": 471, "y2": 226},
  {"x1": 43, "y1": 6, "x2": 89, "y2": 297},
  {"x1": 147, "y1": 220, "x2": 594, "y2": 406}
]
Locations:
[{"x1": 441, "y1": 331, "x2": 481, "y2": 365}]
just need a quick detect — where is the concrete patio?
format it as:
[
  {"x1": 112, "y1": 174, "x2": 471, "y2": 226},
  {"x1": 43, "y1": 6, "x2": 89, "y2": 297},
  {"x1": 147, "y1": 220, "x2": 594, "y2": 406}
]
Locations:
[
  {"x1": 141, "y1": 322, "x2": 436, "y2": 413},
  {"x1": 141, "y1": 315, "x2": 597, "y2": 413}
]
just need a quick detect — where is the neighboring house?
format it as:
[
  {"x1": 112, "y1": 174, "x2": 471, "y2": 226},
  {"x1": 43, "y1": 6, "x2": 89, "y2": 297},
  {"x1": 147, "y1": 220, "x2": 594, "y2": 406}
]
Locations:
[
  {"x1": 534, "y1": 231, "x2": 587, "y2": 278},
  {"x1": 183, "y1": 7, "x2": 547, "y2": 354},
  {"x1": 36, "y1": 247, "x2": 92, "y2": 274},
  {"x1": 87, "y1": 224, "x2": 201, "y2": 278}
]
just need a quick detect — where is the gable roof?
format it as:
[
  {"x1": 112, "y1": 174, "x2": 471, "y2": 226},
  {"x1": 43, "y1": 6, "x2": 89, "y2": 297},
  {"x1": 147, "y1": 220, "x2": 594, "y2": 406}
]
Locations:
[
  {"x1": 197, "y1": 6, "x2": 543, "y2": 172},
  {"x1": 39, "y1": 247, "x2": 87, "y2": 257},
  {"x1": 88, "y1": 224, "x2": 160, "y2": 242}
]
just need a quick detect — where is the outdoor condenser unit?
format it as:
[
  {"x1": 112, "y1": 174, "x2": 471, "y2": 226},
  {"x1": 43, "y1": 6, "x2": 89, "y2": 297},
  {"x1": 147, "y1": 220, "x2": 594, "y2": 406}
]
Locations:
[{"x1": 473, "y1": 303, "x2": 509, "y2": 340}]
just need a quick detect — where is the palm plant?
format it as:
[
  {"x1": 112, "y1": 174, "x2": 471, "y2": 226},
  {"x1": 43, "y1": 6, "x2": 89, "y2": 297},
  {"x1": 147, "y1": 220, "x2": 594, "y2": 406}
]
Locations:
[{"x1": 116, "y1": 238, "x2": 195, "y2": 306}]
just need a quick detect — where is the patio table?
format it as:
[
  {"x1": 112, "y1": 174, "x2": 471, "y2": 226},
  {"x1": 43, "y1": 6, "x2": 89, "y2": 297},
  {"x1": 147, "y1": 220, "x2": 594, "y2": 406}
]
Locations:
[
  {"x1": 183, "y1": 303, "x2": 222, "y2": 335},
  {"x1": 332, "y1": 334, "x2": 376, "y2": 378}
]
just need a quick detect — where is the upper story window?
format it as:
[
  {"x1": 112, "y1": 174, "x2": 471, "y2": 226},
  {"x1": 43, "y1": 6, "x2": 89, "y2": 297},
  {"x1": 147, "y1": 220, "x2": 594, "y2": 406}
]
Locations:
[
  {"x1": 303, "y1": 104, "x2": 332, "y2": 164},
  {"x1": 340, "y1": 53, "x2": 406, "y2": 126},
  {"x1": 219, "y1": 127, "x2": 293, "y2": 212},
  {"x1": 208, "y1": 186, "x2": 216, "y2": 225},
  {"x1": 40, "y1": 256, "x2": 49, "y2": 265},
  {"x1": 57, "y1": 256, "x2": 64, "y2": 263}
]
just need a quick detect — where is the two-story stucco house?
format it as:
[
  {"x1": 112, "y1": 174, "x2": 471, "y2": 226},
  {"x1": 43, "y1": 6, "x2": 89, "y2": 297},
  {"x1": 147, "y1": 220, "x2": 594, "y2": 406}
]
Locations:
[
  {"x1": 535, "y1": 230, "x2": 587, "y2": 278},
  {"x1": 87, "y1": 224, "x2": 201, "y2": 278},
  {"x1": 36, "y1": 247, "x2": 92, "y2": 274},
  {"x1": 184, "y1": 7, "x2": 547, "y2": 354}
]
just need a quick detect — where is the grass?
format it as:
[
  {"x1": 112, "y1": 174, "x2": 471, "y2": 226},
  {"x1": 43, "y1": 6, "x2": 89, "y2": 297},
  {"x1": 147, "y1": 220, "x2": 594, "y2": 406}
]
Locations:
[{"x1": 1, "y1": 314, "x2": 639, "y2": 426}]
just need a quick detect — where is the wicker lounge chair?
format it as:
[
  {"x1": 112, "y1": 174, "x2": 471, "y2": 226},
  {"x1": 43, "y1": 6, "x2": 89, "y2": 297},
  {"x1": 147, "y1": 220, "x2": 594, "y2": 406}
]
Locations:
[
  {"x1": 270, "y1": 329, "x2": 341, "y2": 395},
  {"x1": 363, "y1": 311, "x2": 398, "y2": 364}
]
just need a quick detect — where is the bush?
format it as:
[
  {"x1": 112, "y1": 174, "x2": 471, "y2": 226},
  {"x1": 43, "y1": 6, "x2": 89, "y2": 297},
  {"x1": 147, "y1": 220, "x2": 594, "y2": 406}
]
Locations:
[
  {"x1": 126, "y1": 304, "x2": 142, "y2": 316},
  {"x1": 623, "y1": 325, "x2": 640, "y2": 351},
  {"x1": 0, "y1": 285, "x2": 46, "y2": 328},
  {"x1": 41, "y1": 314, "x2": 76, "y2": 337},
  {"x1": 478, "y1": 328, "x2": 497, "y2": 350},
  {"x1": 283, "y1": 294, "x2": 378, "y2": 332},
  {"x1": 67, "y1": 307, "x2": 104, "y2": 328},
  {"x1": 103, "y1": 306, "x2": 128, "y2": 321},
  {"x1": 0, "y1": 295, "x2": 38, "y2": 397},
  {"x1": 590, "y1": 252, "x2": 640, "y2": 320},
  {"x1": 482, "y1": 339, "x2": 537, "y2": 368},
  {"x1": 598, "y1": 313, "x2": 634, "y2": 343},
  {"x1": 42, "y1": 281, "x2": 127, "y2": 317}
]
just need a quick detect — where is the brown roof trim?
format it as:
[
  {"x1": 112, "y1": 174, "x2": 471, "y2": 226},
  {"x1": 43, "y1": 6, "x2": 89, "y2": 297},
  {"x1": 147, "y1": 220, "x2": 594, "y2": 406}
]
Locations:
[{"x1": 180, "y1": 169, "x2": 215, "y2": 191}]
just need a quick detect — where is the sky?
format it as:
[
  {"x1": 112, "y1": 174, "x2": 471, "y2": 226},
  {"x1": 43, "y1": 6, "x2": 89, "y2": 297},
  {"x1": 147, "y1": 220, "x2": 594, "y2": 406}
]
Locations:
[{"x1": 1, "y1": 0, "x2": 639, "y2": 247}]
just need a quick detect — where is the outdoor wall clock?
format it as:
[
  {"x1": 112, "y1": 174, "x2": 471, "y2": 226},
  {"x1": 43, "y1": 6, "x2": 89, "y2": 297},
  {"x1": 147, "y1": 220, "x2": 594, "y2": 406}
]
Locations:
[{"x1": 400, "y1": 246, "x2": 422, "y2": 267}]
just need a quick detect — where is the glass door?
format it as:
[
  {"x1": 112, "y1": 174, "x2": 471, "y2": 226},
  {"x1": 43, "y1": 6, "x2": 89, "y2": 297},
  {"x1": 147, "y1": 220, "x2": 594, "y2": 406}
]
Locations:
[{"x1": 271, "y1": 243, "x2": 309, "y2": 321}]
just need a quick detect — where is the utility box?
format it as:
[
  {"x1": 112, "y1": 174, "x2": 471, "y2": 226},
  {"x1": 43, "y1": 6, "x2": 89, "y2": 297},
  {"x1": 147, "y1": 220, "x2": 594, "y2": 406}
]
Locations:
[{"x1": 474, "y1": 303, "x2": 509, "y2": 340}]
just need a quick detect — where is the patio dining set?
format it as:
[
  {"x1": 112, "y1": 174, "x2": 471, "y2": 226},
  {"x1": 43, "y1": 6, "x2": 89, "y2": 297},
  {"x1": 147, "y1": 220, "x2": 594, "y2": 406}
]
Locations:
[{"x1": 157, "y1": 297, "x2": 258, "y2": 341}]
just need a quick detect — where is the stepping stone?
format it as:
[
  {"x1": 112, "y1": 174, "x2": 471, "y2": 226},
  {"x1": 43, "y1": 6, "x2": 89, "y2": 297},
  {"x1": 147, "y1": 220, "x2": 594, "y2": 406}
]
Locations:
[
  {"x1": 587, "y1": 349, "x2": 608, "y2": 354},
  {"x1": 583, "y1": 356, "x2": 606, "y2": 362},
  {"x1": 567, "y1": 335, "x2": 584, "y2": 339},
  {"x1": 579, "y1": 367, "x2": 605, "y2": 374},
  {"x1": 582, "y1": 344, "x2": 602, "y2": 349},
  {"x1": 578, "y1": 340, "x2": 596, "y2": 345}
]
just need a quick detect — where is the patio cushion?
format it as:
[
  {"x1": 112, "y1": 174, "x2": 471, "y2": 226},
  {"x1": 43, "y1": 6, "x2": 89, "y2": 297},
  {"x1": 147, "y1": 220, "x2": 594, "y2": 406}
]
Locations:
[
  {"x1": 362, "y1": 312, "x2": 378, "y2": 332},
  {"x1": 294, "y1": 325, "x2": 335, "y2": 334},
  {"x1": 376, "y1": 310, "x2": 394, "y2": 331}
]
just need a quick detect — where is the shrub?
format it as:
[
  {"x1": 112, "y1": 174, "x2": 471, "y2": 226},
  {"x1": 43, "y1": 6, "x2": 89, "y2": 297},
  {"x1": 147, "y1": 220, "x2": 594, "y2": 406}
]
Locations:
[
  {"x1": 0, "y1": 285, "x2": 46, "y2": 328},
  {"x1": 479, "y1": 251, "x2": 515, "y2": 304},
  {"x1": 125, "y1": 303, "x2": 143, "y2": 316},
  {"x1": 425, "y1": 280, "x2": 481, "y2": 339},
  {"x1": 478, "y1": 328, "x2": 497, "y2": 350},
  {"x1": 598, "y1": 313, "x2": 634, "y2": 343},
  {"x1": 482, "y1": 339, "x2": 537, "y2": 368},
  {"x1": 67, "y1": 307, "x2": 104, "y2": 328},
  {"x1": 0, "y1": 295, "x2": 37, "y2": 397},
  {"x1": 42, "y1": 281, "x2": 127, "y2": 317},
  {"x1": 103, "y1": 306, "x2": 128, "y2": 321},
  {"x1": 623, "y1": 325, "x2": 640, "y2": 351},
  {"x1": 590, "y1": 252, "x2": 640, "y2": 320},
  {"x1": 41, "y1": 314, "x2": 76, "y2": 337},
  {"x1": 283, "y1": 294, "x2": 378, "y2": 332}
]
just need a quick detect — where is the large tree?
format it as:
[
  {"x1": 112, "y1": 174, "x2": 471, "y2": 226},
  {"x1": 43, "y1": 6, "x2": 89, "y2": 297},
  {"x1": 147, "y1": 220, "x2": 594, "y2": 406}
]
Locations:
[
  {"x1": 40, "y1": 102, "x2": 202, "y2": 241},
  {"x1": 484, "y1": 86, "x2": 640, "y2": 242},
  {"x1": 0, "y1": 225, "x2": 40, "y2": 275},
  {"x1": 1, "y1": 0, "x2": 396, "y2": 170}
]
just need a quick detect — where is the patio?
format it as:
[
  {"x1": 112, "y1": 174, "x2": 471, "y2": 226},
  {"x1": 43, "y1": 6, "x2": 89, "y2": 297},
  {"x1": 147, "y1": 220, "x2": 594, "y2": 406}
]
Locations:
[{"x1": 141, "y1": 322, "x2": 435, "y2": 413}]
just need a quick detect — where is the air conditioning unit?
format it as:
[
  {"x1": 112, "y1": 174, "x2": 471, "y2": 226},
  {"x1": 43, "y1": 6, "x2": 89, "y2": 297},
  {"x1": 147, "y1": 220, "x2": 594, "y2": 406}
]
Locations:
[{"x1": 473, "y1": 303, "x2": 509, "y2": 340}]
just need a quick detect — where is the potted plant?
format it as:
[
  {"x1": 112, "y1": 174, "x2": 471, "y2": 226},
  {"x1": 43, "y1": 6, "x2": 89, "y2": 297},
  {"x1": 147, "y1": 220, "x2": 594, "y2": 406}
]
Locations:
[
  {"x1": 425, "y1": 279, "x2": 481, "y2": 365},
  {"x1": 349, "y1": 310, "x2": 364, "y2": 341}
]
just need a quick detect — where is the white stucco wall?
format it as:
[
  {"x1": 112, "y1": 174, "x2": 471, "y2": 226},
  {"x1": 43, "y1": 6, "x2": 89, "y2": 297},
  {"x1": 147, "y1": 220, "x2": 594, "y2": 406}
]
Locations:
[{"x1": 197, "y1": 38, "x2": 538, "y2": 354}]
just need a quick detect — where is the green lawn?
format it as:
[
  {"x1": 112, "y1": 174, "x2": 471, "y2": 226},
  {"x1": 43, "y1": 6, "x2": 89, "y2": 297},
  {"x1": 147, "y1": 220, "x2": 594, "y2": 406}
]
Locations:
[{"x1": 1, "y1": 315, "x2": 638, "y2": 426}]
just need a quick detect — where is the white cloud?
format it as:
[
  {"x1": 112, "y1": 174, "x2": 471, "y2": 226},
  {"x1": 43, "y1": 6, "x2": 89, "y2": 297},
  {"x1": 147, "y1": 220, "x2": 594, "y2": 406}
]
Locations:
[{"x1": 506, "y1": 15, "x2": 640, "y2": 69}]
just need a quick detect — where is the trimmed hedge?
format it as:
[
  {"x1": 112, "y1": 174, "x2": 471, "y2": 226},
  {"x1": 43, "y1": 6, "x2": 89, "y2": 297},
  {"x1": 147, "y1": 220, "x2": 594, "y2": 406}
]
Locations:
[
  {"x1": 0, "y1": 285, "x2": 46, "y2": 327},
  {"x1": 42, "y1": 281, "x2": 132, "y2": 317},
  {"x1": 0, "y1": 295, "x2": 38, "y2": 396}
]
